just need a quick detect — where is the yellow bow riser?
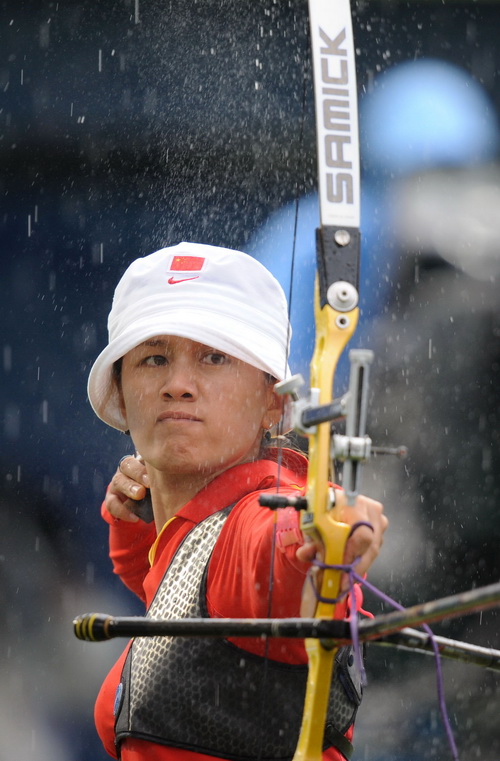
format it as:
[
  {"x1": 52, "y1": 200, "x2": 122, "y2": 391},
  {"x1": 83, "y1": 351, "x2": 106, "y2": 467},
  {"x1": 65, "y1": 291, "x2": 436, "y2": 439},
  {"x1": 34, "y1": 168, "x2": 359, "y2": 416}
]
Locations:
[{"x1": 293, "y1": 278, "x2": 359, "y2": 761}]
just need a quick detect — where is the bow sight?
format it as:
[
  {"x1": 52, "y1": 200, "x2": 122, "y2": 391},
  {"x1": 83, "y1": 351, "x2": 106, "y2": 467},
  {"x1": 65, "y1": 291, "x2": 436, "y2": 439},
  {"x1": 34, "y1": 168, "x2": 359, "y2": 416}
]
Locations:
[{"x1": 259, "y1": 348, "x2": 407, "y2": 510}]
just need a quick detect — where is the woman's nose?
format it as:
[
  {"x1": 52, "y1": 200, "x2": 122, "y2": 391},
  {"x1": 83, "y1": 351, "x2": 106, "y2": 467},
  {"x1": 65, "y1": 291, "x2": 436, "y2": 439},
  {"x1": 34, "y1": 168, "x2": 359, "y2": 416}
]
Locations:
[{"x1": 160, "y1": 361, "x2": 197, "y2": 400}]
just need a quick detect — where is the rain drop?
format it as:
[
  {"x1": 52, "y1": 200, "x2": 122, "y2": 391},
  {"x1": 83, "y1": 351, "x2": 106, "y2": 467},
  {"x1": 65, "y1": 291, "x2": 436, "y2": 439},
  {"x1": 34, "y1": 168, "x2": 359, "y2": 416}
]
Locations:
[
  {"x1": 86, "y1": 563, "x2": 95, "y2": 585},
  {"x1": 39, "y1": 22, "x2": 50, "y2": 49},
  {"x1": 4, "y1": 403, "x2": 20, "y2": 439},
  {"x1": 3, "y1": 345, "x2": 12, "y2": 372}
]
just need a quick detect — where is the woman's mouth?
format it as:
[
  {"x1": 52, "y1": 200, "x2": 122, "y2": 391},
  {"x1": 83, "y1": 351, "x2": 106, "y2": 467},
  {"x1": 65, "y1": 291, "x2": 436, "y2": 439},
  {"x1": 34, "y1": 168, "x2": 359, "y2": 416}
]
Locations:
[{"x1": 156, "y1": 411, "x2": 202, "y2": 423}]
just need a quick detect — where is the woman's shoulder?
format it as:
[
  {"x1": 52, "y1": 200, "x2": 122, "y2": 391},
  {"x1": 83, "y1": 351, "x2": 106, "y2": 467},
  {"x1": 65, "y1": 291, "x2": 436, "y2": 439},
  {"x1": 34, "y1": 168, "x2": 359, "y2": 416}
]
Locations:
[{"x1": 262, "y1": 444, "x2": 308, "y2": 481}]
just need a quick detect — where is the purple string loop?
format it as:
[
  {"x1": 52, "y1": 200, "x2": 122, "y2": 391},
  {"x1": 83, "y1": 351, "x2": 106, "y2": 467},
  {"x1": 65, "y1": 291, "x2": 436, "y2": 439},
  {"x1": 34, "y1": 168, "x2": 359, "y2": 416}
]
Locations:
[
  {"x1": 348, "y1": 521, "x2": 374, "y2": 538},
  {"x1": 308, "y1": 557, "x2": 366, "y2": 685},
  {"x1": 306, "y1": 558, "x2": 459, "y2": 761}
]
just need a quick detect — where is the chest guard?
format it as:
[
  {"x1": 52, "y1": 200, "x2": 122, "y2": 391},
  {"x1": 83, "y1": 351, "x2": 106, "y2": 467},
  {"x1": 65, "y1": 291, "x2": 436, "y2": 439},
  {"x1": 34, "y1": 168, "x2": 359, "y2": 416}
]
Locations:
[{"x1": 114, "y1": 505, "x2": 362, "y2": 760}]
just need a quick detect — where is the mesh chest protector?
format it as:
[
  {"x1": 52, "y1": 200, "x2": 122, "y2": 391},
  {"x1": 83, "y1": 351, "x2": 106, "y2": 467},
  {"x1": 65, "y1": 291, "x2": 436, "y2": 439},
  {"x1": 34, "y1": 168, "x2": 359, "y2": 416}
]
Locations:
[{"x1": 114, "y1": 505, "x2": 362, "y2": 760}]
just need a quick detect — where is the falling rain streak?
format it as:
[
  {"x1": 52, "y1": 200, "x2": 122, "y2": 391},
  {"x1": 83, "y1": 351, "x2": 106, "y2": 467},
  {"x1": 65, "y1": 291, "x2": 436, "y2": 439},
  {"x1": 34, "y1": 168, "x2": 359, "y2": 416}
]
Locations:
[
  {"x1": 27, "y1": 206, "x2": 38, "y2": 237},
  {"x1": 3, "y1": 345, "x2": 12, "y2": 372},
  {"x1": 91, "y1": 243, "x2": 104, "y2": 263}
]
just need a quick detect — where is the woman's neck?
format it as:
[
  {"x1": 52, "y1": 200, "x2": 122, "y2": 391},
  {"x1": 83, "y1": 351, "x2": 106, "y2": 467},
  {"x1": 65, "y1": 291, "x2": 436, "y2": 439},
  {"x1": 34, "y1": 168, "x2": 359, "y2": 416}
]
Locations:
[
  {"x1": 145, "y1": 443, "x2": 265, "y2": 533},
  {"x1": 148, "y1": 469, "x2": 215, "y2": 533}
]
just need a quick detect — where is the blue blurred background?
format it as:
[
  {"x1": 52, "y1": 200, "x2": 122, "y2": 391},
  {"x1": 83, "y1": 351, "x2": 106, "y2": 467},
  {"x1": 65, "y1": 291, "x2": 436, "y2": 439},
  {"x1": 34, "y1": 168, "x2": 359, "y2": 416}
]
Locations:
[{"x1": 2, "y1": 1, "x2": 500, "y2": 758}]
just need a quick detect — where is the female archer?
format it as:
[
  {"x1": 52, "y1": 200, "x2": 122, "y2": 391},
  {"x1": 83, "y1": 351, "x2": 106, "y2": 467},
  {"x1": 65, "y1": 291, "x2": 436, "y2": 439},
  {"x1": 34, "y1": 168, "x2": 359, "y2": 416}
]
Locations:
[{"x1": 87, "y1": 241, "x2": 387, "y2": 761}]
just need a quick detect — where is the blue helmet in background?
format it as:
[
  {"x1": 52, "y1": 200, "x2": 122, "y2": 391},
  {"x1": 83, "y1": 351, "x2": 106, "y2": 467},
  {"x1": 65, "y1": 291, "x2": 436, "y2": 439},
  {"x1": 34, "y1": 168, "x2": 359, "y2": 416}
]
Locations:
[{"x1": 360, "y1": 58, "x2": 499, "y2": 176}]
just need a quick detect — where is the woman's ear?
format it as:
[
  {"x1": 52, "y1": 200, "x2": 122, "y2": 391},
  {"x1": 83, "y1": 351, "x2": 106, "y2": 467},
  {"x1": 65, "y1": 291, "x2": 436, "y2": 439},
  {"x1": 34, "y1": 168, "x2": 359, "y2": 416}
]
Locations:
[{"x1": 263, "y1": 386, "x2": 284, "y2": 430}]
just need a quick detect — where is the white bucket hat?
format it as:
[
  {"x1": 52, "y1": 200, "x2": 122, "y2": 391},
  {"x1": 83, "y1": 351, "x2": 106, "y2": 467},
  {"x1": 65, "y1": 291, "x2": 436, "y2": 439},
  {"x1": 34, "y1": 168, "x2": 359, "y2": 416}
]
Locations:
[{"x1": 88, "y1": 242, "x2": 292, "y2": 431}]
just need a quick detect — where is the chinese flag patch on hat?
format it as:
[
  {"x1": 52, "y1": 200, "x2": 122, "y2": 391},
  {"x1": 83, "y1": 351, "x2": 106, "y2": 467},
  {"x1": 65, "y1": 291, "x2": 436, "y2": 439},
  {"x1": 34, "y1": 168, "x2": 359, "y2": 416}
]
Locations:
[{"x1": 170, "y1": 256, "x2": 205, "y2": 272}]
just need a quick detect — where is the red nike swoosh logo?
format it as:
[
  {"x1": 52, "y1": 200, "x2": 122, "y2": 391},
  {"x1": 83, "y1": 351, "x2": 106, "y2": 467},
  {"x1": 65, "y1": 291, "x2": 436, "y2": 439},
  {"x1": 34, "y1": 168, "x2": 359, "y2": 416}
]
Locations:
[{"x1": 167, "y1": 276, "x2": 199, "y2": 284}]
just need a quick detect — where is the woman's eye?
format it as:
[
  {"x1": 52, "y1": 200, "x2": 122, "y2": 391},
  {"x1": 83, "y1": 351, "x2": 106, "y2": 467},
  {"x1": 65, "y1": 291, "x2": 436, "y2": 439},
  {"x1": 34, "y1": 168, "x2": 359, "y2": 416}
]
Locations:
[
  {"x1": 203, "y1": 352, "x2": 227, "y2": 366},
  {"x1": 143, "y1": 355, "x2": 167, "y2": 367}
]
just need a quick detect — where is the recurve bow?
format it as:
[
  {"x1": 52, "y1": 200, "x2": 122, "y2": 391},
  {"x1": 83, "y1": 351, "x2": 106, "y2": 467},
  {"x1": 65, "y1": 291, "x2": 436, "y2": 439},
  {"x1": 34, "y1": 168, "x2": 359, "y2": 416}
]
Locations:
[{"x1": 289, "y1": 1, "x2": 362, "y2": 758}]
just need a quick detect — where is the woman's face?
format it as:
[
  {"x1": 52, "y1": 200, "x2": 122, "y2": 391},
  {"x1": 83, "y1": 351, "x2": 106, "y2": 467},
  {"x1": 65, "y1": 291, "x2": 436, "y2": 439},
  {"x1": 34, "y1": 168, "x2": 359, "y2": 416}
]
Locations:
[{"x1": 118, "y1": 335, "x2": 282, "y2": 478}]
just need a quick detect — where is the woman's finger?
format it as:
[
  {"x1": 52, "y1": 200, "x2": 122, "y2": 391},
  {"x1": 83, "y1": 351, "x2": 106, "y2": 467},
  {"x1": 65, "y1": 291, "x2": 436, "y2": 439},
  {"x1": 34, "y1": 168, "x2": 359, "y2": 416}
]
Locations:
[
  {"x1": 295, "y1": 491, "x2": 388, "y2": 601},
  {"x1": 339, "y1": 494, "x2": 388, "y2": 582},
  {"x1": 104, "y1": 464, "x2": 150, "y2": 522},
  {"x1": 105, "y1": 492, "x2": 140, "y2": 522},
  {"x1": 119, "y1": 455, "x2": 150, "y2": 487},
  {"x1": 110, "y1": 469, "x2": 148, "y2": 501}
]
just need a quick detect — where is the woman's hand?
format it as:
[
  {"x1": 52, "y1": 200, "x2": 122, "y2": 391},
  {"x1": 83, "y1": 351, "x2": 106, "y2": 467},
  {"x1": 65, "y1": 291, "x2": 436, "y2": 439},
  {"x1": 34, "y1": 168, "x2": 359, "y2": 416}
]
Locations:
[
  {"x1": 104, "y1": 455, "x2": 150, "y2": 522},
  {"x1": 296, "y1": 490, "x2": 388, "y2": 615}
]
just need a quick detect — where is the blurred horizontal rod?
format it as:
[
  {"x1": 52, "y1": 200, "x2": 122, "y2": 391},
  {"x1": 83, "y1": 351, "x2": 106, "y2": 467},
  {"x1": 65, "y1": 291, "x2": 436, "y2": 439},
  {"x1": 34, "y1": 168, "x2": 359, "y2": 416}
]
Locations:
[
  {"x1": 73, "y1": 613, "x2": 500, "y2": 671},
  {"x1": 73, "y1": 613, "x2": 349, "y2": 642},
  {"x1": 357, "y1": 579, "x2": 500, "y2": 642},
  {"x1": 74, "y1": 579, "x2": 500, "y2": 647},
  {"x1": 373, "y1": 627, "x2": 500, "y2": 672}
]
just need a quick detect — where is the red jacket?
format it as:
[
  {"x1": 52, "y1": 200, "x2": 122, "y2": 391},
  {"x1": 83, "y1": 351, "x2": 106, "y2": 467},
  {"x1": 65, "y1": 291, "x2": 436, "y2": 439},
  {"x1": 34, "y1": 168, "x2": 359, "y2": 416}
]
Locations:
[{"x1": 95, "y1": 450, "x2": 353, "y2": 760}]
